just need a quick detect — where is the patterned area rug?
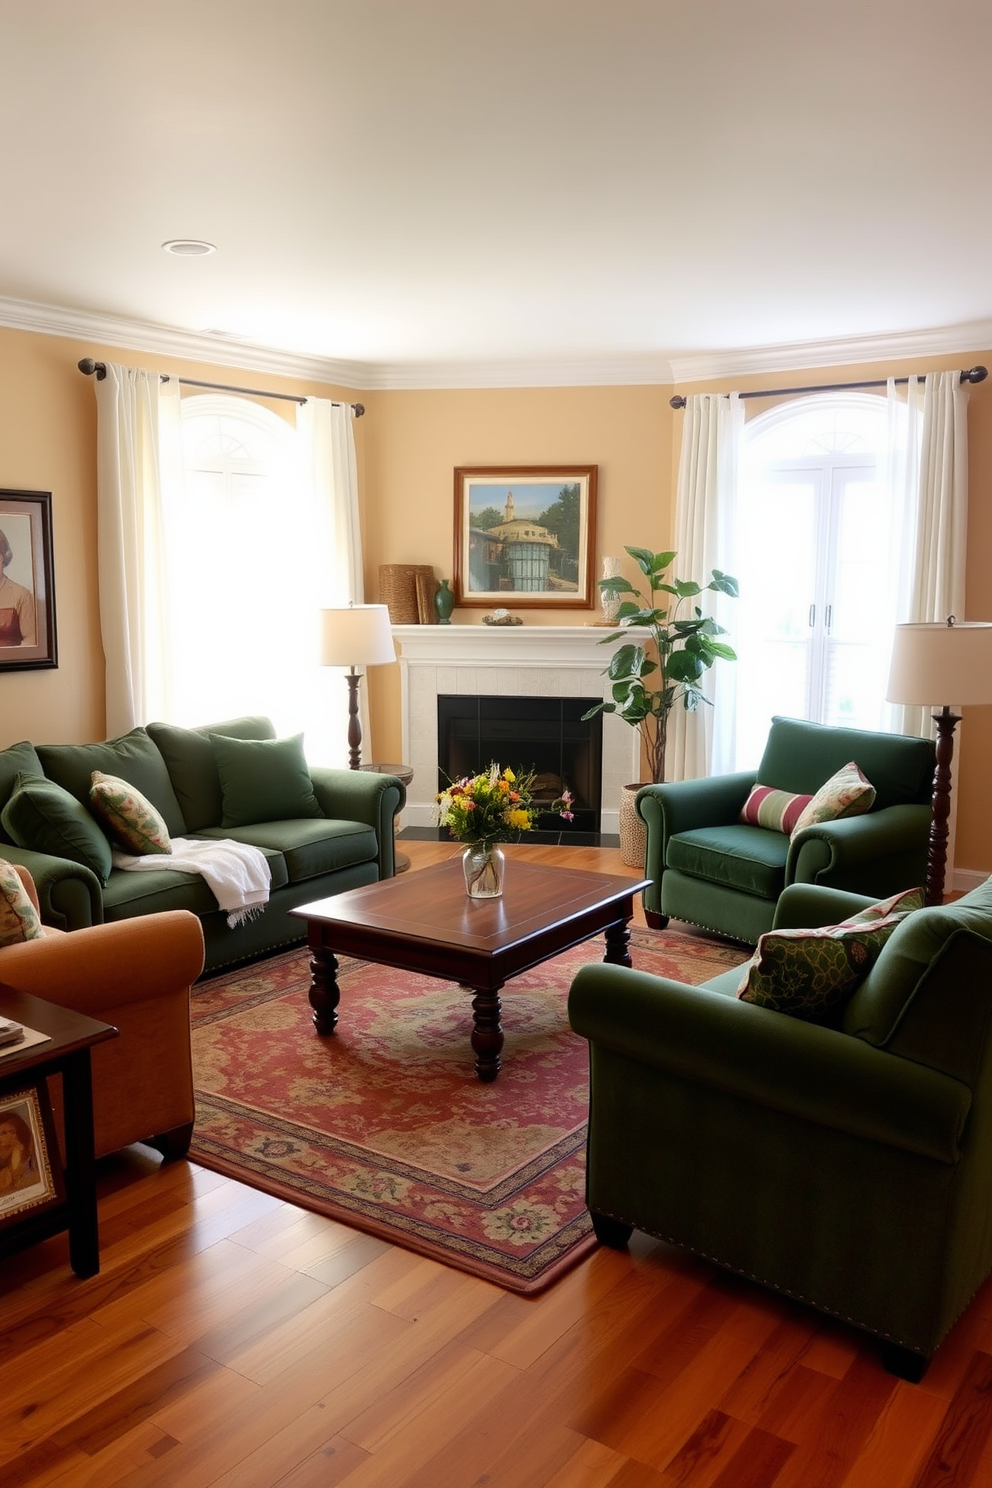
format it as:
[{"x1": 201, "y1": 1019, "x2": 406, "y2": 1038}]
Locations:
[{"x1": 189, "y1": 926, "x2": 745, "y2": 1293}]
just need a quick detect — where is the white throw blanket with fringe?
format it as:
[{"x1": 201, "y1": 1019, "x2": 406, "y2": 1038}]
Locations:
[{"x1": 112, "y1": 837, "x2": 272, "y2": 927}]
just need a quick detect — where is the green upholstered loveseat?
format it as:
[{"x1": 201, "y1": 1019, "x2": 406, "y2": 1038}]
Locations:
[
  {"x1": 0, "y1": 715, "x2": 405, "y2": 973},
  {"x1": 569, "y1": 878, "x2": 992, "y2": 1379},
  {"x1": 637, "y1": 715, "x2": 936, "y2": 944}
]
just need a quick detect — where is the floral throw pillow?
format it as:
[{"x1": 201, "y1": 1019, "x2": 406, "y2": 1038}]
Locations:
[
  {"x1": 737, "y1": 886, "x2": 924, "y2": 1023},
  {"x1": 740, "y1": 783, "x2": 814, "y2": 835},
  {"x1": 88, "y1": 770, "x2": 173, "y2": 856},
  {"x1": 0, "y1": 857, "x2": 43, "y2": 947},
  {"x1": 791, "y1": 760, "x2": 876, "y2": 838}
]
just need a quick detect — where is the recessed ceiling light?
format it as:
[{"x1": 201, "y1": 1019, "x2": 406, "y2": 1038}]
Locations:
[{"x1": 161, "y1": 239, "x2": 216, "y2": 257}]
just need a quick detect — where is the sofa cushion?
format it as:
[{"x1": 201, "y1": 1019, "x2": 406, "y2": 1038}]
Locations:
[
  {"x1": 843, "y1": 877, "x2": 992, "y2": 1045},
  {"x1": 101, "y1": 846, "x2": 289, "y2": 920},
  {"x1": 738, "y1": 887, "x2": 923, "y2": 1023},
  {"x1": 0, "y1": 741, "x2": 44, "y2": 833},
  {"x1": 792, "y1": 761, "x2": 876, "y2": 835},
  {"x1": 210, "y1": 732, "x2": 323, "y2": 829},
  {"x1": 667, "y1": 823, "x2": 789, "y2": 900},
  {"x1": 37, "y1": 727, "x2": 186, "y2": 838},
  {"x1": 195, "y1": 818, "x2": 377, "y2": 882},
  {"x1": 0, "y1": 856, "x2": 44, "y2": 946},
  {"x1": 1, "y1": 772, "x2": 114, "y2": 885},
  {"x1": 89, "y1": 771, "x2": 173, "y2": 855},
  {"x1": 740, "y1": 783, "x2": 813, "y2": 835},
  {"x1": 147, "y1": 716, "x2": 276, "y2": 832}
]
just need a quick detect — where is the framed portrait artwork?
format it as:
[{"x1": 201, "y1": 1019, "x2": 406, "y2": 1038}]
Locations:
[
  {"x1": 0, "y1": 490, "x2": 57, "y2": 671},
  {"x1": 0, "y1": 1083, "x2": 65, "y2": 1225},
  {"x1": 453, "y1": 466, "x2": 598, "y2": 608}
]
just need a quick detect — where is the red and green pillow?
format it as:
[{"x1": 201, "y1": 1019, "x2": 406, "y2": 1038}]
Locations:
[
  {"x1": 740, "y1": 760, "x2": 876, "y2": 840},
  {"x1": 737, "y1": 886, "x2": 924, "y2": 1023}
]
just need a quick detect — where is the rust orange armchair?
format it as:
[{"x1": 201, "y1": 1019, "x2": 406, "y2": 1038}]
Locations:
[{"x1": 0, "y1": 866, "x2": 205, "y2": 1160}]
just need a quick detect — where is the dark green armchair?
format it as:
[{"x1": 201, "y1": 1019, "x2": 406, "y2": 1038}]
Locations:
[
  {"x1": 637, "y1": 715, "x2": 936, "y2": 944},
  {"x1": 568, "y1": 877, "x2": 992, "y2": 1380}
]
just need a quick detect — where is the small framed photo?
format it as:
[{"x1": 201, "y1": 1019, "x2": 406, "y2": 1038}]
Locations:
[
  {"x1": 0, "y1": 490, "x2": 57, "y2": 671},
  {"x1": 0, "y1": 1084, "x2": 65, "y2": 1224},
  {"x1": 453, "y1": 466, "x2": 598, "y2": 608}
]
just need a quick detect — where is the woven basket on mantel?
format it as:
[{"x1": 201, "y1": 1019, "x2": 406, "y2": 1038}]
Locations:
[
  {"x1": 618, "y1": 783, "x2": 647, "y2": 869},
  {"x1": 379, "y1": 564, "x2": 434, "y2": 625}
]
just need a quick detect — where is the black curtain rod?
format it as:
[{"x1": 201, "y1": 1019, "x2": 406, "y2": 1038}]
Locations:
[
  {"x1": 669, "y1": 365, "x2": 987, "y2": 409},
  {"x1": 77, "y1": 359, "x2": 365, "y2": 416}
]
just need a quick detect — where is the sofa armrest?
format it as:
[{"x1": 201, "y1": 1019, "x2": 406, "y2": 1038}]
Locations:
[
  {"x1": 787, "y1": 804, "x2": 931, "y2": 884},
  {"x1": 309, "y1": 767, "x2": 405, "y2": 879},
  {"x1": 0, "y1": 909, "x2": 205, "y2": 1013},
  {"x1": 0, "y1": 846, "x2": 103, "y2": 930},
  {"x1": 568, "y1": 963, "x2": 970, "y2": 1163},
  {"x1": 772, "y1": 883, "x2": 878, "y2": 930}
]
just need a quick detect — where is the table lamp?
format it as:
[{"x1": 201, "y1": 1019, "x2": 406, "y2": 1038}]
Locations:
[
  {"x1": 886, "y1": 616, "x2": 992, "y2": 905},
  {"x1": 320, "y1": 604, "x2": 396, "y2": 769}
]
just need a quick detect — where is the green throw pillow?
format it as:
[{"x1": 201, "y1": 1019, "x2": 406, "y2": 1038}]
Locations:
[
  {"x1": 89, "y1": 770, "x2": 173, "y2": 855},
  {"x1": 210, "y1": 732, "x2": 323, "y2": 829},
  {"x1": 0, "y1": 857, "x2": 43, "y2": 947},
  {"x1": 0, "y1": 772, "x2": 113, "y2": 885},
  {"x1": 737, "y1": 887, "x2": 924, "y2": 1024}
]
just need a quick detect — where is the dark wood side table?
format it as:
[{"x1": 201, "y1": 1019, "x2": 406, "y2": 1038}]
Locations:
[
  {"x1": 0, "y1": 985, "x2": 117, "y2": 1278},
  {"x1": 358, "y1": 762, "x2": 414, "y2": 873}
]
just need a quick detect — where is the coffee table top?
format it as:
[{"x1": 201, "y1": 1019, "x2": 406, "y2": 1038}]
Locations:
[{"x1": 293, "y1": 857, "x2": 650, "y2": 958}]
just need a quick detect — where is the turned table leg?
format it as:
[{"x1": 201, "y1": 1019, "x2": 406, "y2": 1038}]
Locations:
[
  {"x1": 309, "y1": 944, "x2": 342, "y2": 1034},
  {"x1": 469, "y1": 985, "x2": 504, "y2": 1082},
  {"x1": 603, "y1": 917, "x2": 633, "y2": 968}
]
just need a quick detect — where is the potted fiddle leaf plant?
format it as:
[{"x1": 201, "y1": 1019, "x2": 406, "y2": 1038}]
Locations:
[{"x1": 582, "y1": 547, "x2": 739, "y2": 863}]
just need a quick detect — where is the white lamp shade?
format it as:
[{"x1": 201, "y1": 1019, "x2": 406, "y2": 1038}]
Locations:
[
  {"x1": 886, "y1": 620, "x2": 992, "y2": 707},
  {"x1": 320, "y1": 605, "x2": 396, "y2": 668}
]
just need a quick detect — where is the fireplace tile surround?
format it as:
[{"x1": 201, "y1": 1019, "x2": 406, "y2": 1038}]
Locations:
[{"x1": 394, "y1": 625, "x2": 640, "y2": 836}]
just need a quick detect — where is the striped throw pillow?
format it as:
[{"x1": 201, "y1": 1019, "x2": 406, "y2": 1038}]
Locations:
[{"x1": 740, "y1": 783, "x2": 813, "y2": 836}]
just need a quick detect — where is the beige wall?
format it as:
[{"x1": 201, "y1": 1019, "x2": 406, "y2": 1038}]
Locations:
[{"x1": 1, "y1": 324, "x2": 989, "y2": 876}]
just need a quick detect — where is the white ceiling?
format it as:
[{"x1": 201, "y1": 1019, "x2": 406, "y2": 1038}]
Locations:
[{"x1": 4, "y1": 1, "x2": 992, "y2": 388}]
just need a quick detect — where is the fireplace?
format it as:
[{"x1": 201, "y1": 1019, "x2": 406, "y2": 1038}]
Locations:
[
  {"x1": 394, "y1": 624, "x2": 640, "y2": 839},
  {"x1": 437, "y1": 695, "x2": 602, "y2": 832}
]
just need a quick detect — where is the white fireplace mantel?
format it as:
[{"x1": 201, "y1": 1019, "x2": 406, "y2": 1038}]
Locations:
[{"x1": 394, "y1": 623, "x2": 641, "y2": 835}]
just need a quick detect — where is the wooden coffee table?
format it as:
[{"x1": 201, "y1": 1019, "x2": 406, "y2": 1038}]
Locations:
[{"x1": 292, "y1": 858, "x2": 650, "y2": 1082}]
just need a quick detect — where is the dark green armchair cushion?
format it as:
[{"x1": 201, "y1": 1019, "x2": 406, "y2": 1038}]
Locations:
[
  {"x1": 0, "y1": 772, "x2": 113, "y2": 885},
  {"x1": 0, "y1": 740, "x2": 44, "y2": 828},
  {"x1": 210, "y1": 732, "x2": 323, "y2": 829},
  {"x1": 758, "y1": 716, "x2": 935, "y2": 810}
]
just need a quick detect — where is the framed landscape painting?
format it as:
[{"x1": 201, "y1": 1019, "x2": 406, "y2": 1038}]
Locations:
[
  {"x1": 453, "y1": 465, "x2": 597, "y2": 608},
  {"x1": 0, "y1": 490, "x2": 57, "y2": 671}
]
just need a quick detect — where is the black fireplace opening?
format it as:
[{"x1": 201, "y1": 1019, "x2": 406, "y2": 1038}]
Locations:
[{"x1": 437, "y1": 695, "x2": 602, "y2": 835}]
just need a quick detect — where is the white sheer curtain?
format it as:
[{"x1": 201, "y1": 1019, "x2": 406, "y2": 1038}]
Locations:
[
  {"x1": 297, "y1": 398, "x2": 368, "y2": 765},
  {"x1": 92, "y1": 373, "x2": 366, "y2": 762},
  {"x1": 93, "y1": 363, "x2": 181, "y2": 733},
  {"x1": 891, "y1": 371, "x2": 970, "y2": 739},
  {"x1": 669, "y1": 391, "x2": 743, "y2": 780}
]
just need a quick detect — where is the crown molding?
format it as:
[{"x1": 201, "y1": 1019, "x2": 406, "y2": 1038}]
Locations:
[
  {"x1": 1, "y1": 292, "x2": 990, "y2": 393},
  {"x1": 357, "y1": 352, "x2": 676, "y2": 390},
  {"x1": 0, "y1": 296, "x2": 371, "y2": 390},
  {"x1": 668, "y1": 320, "x2": 992, "y2": 385}
]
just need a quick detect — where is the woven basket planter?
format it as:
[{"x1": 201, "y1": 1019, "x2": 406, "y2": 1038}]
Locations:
[{"x1": 618, "y1": 783, "x2": 647, "y2": 869}]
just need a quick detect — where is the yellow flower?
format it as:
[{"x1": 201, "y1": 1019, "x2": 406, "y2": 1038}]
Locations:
[
  {"x1": 503, "y1": 768, "x2": 516, "y2": 783},
  {"x1": 506, "y1": 808, "x2": 531, "y2": 831}
]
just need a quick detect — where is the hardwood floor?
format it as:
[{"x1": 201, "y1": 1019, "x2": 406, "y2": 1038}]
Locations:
[{"x1": 4, "y1": 840, "x2": 992, "y2": 1488}]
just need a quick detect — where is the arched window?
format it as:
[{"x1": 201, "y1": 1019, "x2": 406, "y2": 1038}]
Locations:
[
  {"x1": 732, "y1": 393, "x2": 911, "y2": 768},
  {"x1": 162, "y1": 395, "x2": 332, "y2": 751}
]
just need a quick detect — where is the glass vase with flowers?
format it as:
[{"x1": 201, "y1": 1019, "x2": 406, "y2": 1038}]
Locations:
[{"x1": 435, "y1": 764, "x2": 575, "y2": 898}]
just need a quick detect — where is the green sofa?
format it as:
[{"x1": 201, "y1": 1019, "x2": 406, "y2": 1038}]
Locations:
[
  {"x1": 569, "y1": 878, "x2": 992, "y2": 1379},
  {"x1": 637, "y1": 715, "x2": 936, "y2": 944},
  {"x1": 0, "y1": 715, "x2": 405, "y2": 973}
]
